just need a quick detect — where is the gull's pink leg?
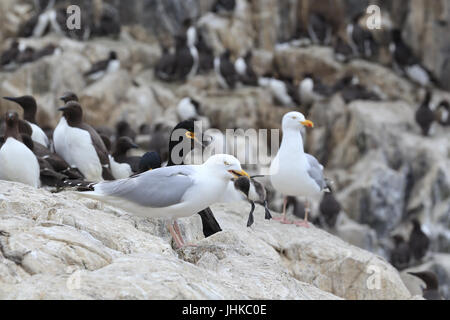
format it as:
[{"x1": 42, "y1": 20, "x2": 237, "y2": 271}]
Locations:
[
  {"x1": 294, "y1": 199, "x2": 310, "y2": 228},
  {"x1": 174, "y1": 220, "x2": 197, "y2": 247},
  {"x1": 273, "y1": 197, "x2": 294, "y2": 224},
  {"x1": 168, "y1": 223, "x2": 184, "y2": 248}
]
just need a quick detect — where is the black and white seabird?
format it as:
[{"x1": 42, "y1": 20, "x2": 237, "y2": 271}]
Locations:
[
  {"x1": 298, "y1": 74, "x2": 331, "y2": 109},
  {"x1": 390, "y1": 235, "x2": 411, "y2": 270},
  {"x1": 415, "y1": 90, "x2": 435, "y2": 136},
  {"x1": 3, "y1": 95, "x2": 50, "y2": 148},
  {"x1": 174, "y1": 32, "x2": 199, "y2": 81},
  {"x1": 408, "y1": 219, "x2": 430, "y2": 262},
  {"x1": 214, "y1": 50, "x2": 238, "y2": 89},
  {"x1": 232, "y1": 176, "x2": 272, "y2": 227},
  {"x1": 111, "y1": 136, "x2": 140, "y2": 177},
  {"x1": 0, "y1": 112, "x2": 40, "y2": 187},
  {"x1": 391, "y1": 30, "x2": 433, "y2": 87},
  {"x1": 155, "y1": 46, "x2": 177, "y2": 82},
  {"x1": 258, "y1": 76, "x2": 296, "y2": 107},
  {"x1": 166, "y1": 120, "x2": 223, "y2": 238},
  {"x1": 347, "y1": 12, "x2": 378, "y2": 59},
  {"x1": 234, "y1": 50, "x2": 258, "y2": 86},
  {"x1": 84, "y1": 51, "x2": 120, "y2": 81},
  {"x1": 435, "y1": 100, "x2": 450, "y2": 126},
  {"x1": 408, "y1": 271, "x2": 442, "y2": 300},
  {"x1": 307, "y1": 13, "x2": 332, "y2": 45},
  {"x1": 17, "y1": 120, "x2": 83, "y2": 180},
  {"x1": 176, "y1": 97, "x2": 202, "y2": 121},
  {"x1": 333, "y1": 74, "x2": 381, "y2": 103},
  {"x1": 318, "y1": 187, "x2": 341, "y2": 229},
  {"x1": 53, "y1": 101, "x2": 114, "y2": 181},
  {"x1": 196, "y1": 31, "x2": 215, "y2": 73}
]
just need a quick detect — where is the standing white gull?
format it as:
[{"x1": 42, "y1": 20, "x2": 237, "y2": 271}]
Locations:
[
  {"x1": 270, "y1": 111, "x2": 328, "y2": 227},
  {"x1": 78, "y1": 154, "x2": 249, "y2": 248}
]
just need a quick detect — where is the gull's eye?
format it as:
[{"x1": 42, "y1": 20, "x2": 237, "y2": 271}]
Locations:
[
  {"x1": 224, "y1": 161, "x2": 230, "y2": 166},
  {"x1": 185, "y1": 131, "x2": 195, "y2": 139},
  {"x1": 292, "y1": 116, "x2": 297, "y2": 119}
]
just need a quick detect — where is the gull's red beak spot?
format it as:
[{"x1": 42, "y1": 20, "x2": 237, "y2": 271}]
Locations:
[{"x1": 300, "y1": 120, "x2": 314, "y2": 128}]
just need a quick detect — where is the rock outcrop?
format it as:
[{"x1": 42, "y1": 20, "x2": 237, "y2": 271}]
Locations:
[{"x1": 0, "y1": 181, "x2": 413, "y2": 300}]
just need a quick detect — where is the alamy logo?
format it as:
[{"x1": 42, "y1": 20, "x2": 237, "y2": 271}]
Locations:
[
  {"x1": 66, "y1": 5, "x2": 81, "y2": 30},
  {"x1": 366, "y1": 5, "x2": 382, "y2": 30}
]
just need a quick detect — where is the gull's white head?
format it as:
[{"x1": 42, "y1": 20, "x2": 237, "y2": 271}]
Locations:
[
  {"x1": 204, "y1": 154, "x2": 249, "y2": 180},
  {"x1": 282, "y1": 111, "x2": 314, "y2": 130}
]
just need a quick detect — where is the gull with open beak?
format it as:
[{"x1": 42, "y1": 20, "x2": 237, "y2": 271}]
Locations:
[{"x1": 270, "y1": 111, "x2": 328, "y2": 227}]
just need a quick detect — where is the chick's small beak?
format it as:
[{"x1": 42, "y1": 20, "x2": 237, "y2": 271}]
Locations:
[
  {"x1": 300, "y1": 120, "x2": 314, "y2": 128},
  {"x1": 229, "y1": 169, "x2": 250, "y2": 178}
]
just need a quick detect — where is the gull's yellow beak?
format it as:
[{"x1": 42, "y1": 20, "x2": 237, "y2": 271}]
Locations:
[
  {"x1": 300, "y1": 120, "x2": 314, "y2": 128},
  {"x1": 229, "y1": 169, "x2": 250, "y2": 178}
]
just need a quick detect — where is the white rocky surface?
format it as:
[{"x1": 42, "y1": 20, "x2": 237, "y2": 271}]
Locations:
[{"x1": 0, "y1": 181, "x2": 414, "y2": 300}]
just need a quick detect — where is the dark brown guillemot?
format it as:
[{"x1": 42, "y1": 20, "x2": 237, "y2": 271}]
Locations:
[
  {"x1": 408, "y1": 271, "x2": 442, "y2": 300},
  {"x1": 3, "y1": 95, "x2": 49, "y2": 148},
  {"x1": 214, "y1": 49, "x2": 238, "y2": 90},
  {"x1": 53, "y1": 101, "x2": 114, "y2": 181},
  {"x1": 0, "y1": 111, "x2": 40, "y2": 188}
]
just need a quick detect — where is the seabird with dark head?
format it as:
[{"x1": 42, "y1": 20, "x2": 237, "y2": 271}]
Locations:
[
  {"x1": 3, "y1": 95, "x2": 49, "y2": 148},
  {"x1": 53, "y1": 101, "x2": 114, "y2": 181},
  {"x1": 347, "y1": 12, "x2": 378, "y2": 59},
  {"x1": 84, "y1": 51, "x2": 120, "y2": 81},
  {"x1": 234, "y1": 50, "x2": 258, "y2": 86},
  {"x1": 318, "y1": 186, "x2": 341, "y2": 229},
  {"x1": 176, "y1": 97, "x2": 202, "y2": 121},
  {"x1": 391, "y1": 29, "x2": 433, "y2": 87},
  {"x1": 166, "y1": 120, "x2": 223, "y2": 238},
  {"x1": 408, "y1": 271, "x2": 442, "y2": 300},
  {"x1": 155, "y1": 46, "x2": 177, "y2": 82},
  {"x1": 138, "y1": 151, "x2": 162, "y2": 174},
  {"x1": 408, "y1": 219, "x2": 430, "y2": 262},
  {"x1": 214, "y1": 49, "x2": 238, "y2": 89},
  {"x1": 111, "y1": 136, "x2": 140, "y2": 176},
  {"x1": 415, "y1": 90, "x2": 435, "y2": 136},
  {"x1": 232, "y1": 176, "x2": 272, "y2": 227},
  {"x1": 0, "y1": 111, "x2": 40, "y2": 187},
  {"x1": 390, "y1": 234, "x2": 411, "y2": 270},
  {"x1": 174, "y1": 32, "x2": 199, "y2": 81}
]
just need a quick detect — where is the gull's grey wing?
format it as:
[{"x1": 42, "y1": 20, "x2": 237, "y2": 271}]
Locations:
[
  {"x1": 305, "y1": 153, "x2": 327, "y2": 190},
  {"x1": 93, "y1": 166, "x2": 196, "y2": 208}
]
